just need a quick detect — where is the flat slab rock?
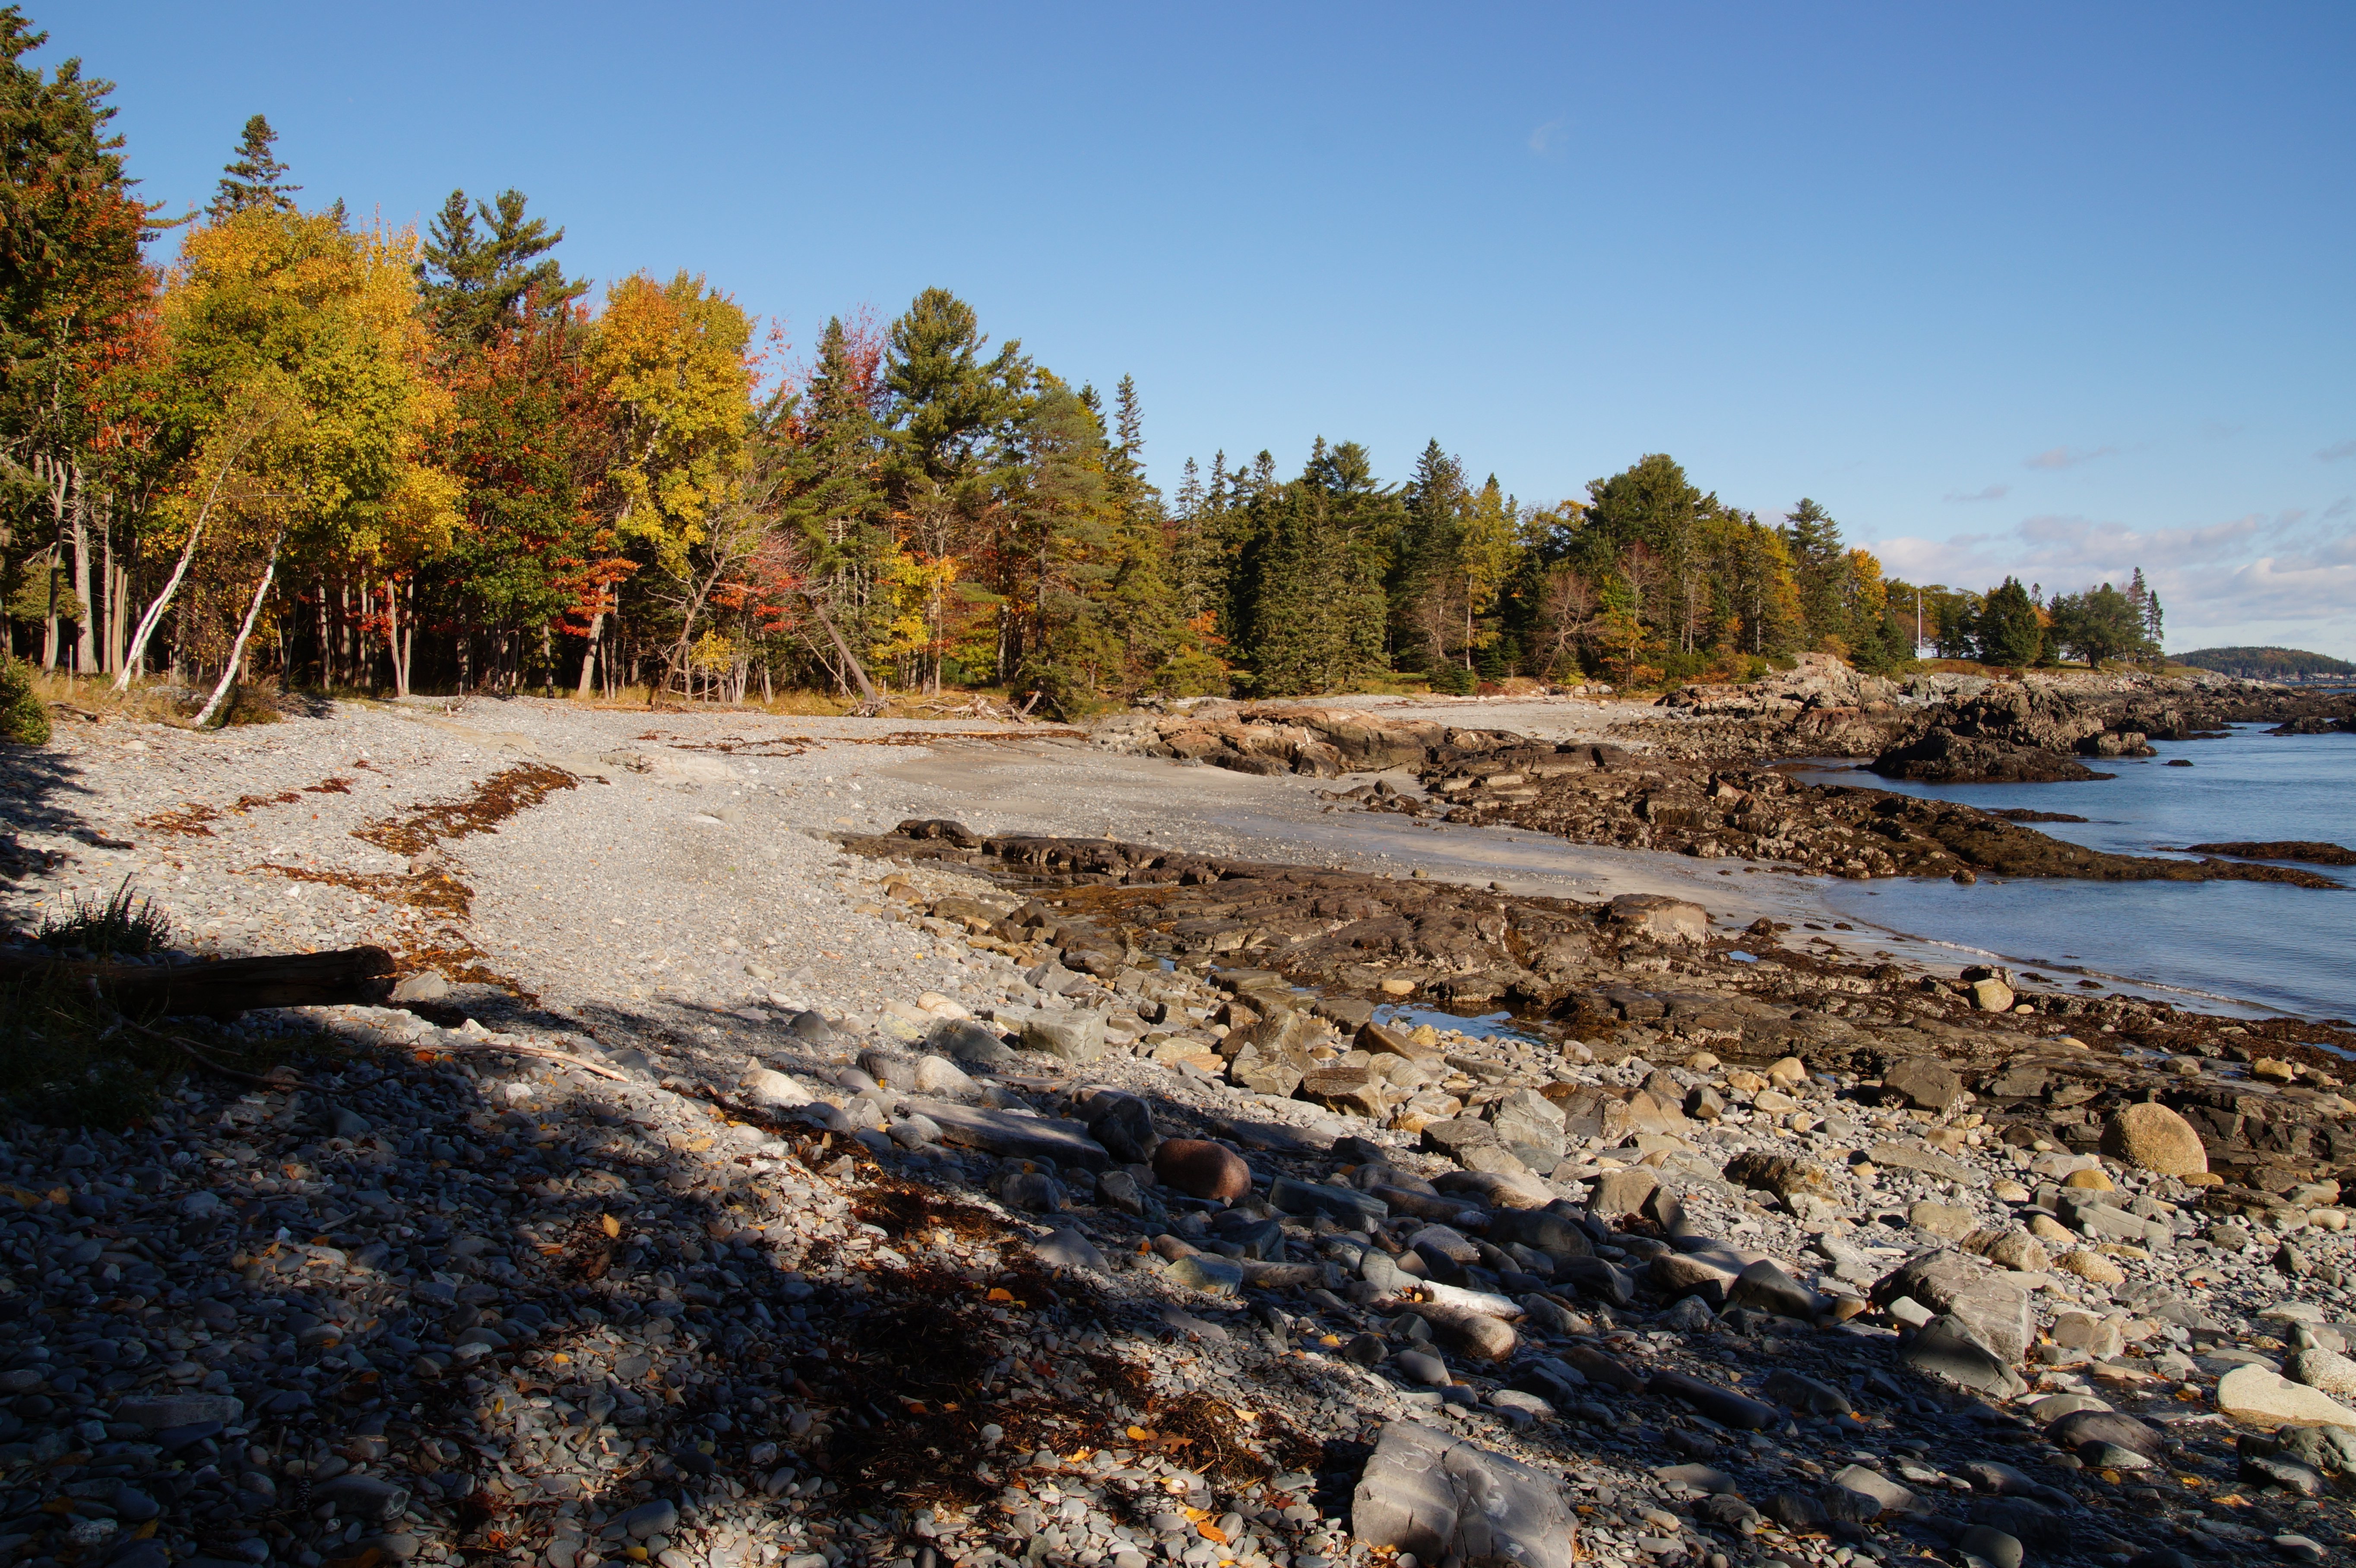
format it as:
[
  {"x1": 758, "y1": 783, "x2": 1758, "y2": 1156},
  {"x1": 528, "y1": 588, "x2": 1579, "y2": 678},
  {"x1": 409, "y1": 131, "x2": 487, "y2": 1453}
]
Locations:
[
  {"x1": 2216, "y1": 1365, "x2": 2356, "y2": 1429},
  {"x1": 898, "y1": 1097, "x2": 1112, "y2": 1170},
  {"x1": 1351, "y1": 1421, "x2": 1578, "y2": 1568}
]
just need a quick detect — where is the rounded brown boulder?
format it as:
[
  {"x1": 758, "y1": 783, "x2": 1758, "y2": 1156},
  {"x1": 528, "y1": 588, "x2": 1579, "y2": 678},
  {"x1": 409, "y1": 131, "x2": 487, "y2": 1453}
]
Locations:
[
  {"x1": 2100, "y1": 1102, "x2": 2208, "y2": 1176},
  {"x1": 1152, "y1": 1138, "x2": 1252, "y2": 1202}
]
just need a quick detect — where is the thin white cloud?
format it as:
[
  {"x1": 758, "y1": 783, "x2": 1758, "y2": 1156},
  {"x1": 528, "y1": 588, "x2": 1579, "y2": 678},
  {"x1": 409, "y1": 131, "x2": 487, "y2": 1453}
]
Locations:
[
  {"x1": 2024, "y1": 444, "x2": 2118, "y2": 471},
  {"x1": 1528, "y1": 120, "x2": 1564, "y2": 155},
  {"x1": 1943, "y1": 484, "x2": 2010, "y2": 503},
  {"x1": 2318, "y1": 439, "x2": 2356, "y2": 462},
  {"x1": 1866, "y1": 505, "x2": 2356, "y2": 658}
]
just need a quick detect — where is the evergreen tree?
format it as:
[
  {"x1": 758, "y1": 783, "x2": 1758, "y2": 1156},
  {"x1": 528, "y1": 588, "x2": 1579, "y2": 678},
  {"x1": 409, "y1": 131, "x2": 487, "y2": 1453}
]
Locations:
[
  {"x1": 418, "y1": 188, "x2": 583, "y2": 346},
  {"x1": 2047, "y1": 579, "x2": 2161, "y2": 670},
  {"x1": 1104, "y1": 373, "x2": 1161, "y2": 528},
  {"x1": 880, "y1": 288, "x2": 1026, "y2": 673},
  {"x1": 1391, "y1": 438, "x2": 1465, "y2": 665},
  {"x1": 209, "y1": 113, "x2": 297, "y2": 218},
  {"x1": 2126, "y1": 566, "x2": 2164, "y2": 658},
  {"x1": 1581, "y1": 455, "x2": 1717, "y2": 656},
  {"x1": 884, "y1": 287, "x2": 1025, "y2": 490},
  {"x1": 1780, "y1": 497, "x2": 1847, "y2": 649},
  {"x1": 0, "y1": 7, "x2": 157, "y2": 673},
  {"x1": 1974, "y1": 577, "x2": 2044, "y2": 666},
  {"x1": 1237, "y1": 479, "x2": 1387, "y2": 695}
]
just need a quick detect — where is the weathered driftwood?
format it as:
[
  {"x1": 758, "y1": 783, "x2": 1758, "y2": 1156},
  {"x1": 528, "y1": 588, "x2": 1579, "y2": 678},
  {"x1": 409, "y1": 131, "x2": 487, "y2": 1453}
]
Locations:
[{"x1": 0, "y1": 945, "x2": 396, "y2": 1019}]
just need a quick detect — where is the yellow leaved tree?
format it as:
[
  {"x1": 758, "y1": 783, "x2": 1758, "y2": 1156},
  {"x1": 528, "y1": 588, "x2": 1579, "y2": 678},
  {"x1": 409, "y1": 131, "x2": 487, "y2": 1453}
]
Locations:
[
  {"x1": 116, "y1": 206, "x2": 457, "y2": 717},
  {"x1": 576, "y1": 272, "x2": 753, "y2": 696}
]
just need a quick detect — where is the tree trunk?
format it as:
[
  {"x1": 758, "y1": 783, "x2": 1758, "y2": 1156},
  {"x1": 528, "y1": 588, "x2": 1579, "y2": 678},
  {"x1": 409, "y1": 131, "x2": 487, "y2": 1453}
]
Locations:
[
  {"x1": 114, "y1": 430, "x2": 258, "y2": 692},
  {"x1": 69, "y1": 469, "x2": 95, "y2": 674},
  {"x1": 576, "y1": 609, "x2": 603, "y2": 695},
  {"x1": 399, "y1": 591, "x2": 413, "y2": 696},
  {"x1": 805, "y1": 594, "x2": 879, "y2": 700},
  {"x1": 389, "y1": 579, "x2": 413, "y2": 698},
  {"x1": 107, "y1": 549, "x2": 127, "y2": 674},
  {"x1": 0, "y1": 944, "x2": 396, "y2": 1020},
  {"x1": 193, "y1": 525, "x2": 285, "y2": 727}
]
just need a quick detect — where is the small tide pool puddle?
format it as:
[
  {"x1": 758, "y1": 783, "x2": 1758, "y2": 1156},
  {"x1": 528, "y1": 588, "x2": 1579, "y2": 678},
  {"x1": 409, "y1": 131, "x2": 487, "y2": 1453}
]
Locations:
[{"x1": 1373, "y1": 1001, "x2": 1549, "y2": 1045}]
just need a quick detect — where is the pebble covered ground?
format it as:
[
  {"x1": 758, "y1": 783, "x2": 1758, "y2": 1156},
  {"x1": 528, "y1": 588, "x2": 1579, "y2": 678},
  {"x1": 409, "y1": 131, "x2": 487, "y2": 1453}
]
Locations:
[{"x1": 0, "y1": 695, "x2": 2352, "y2": 1568}]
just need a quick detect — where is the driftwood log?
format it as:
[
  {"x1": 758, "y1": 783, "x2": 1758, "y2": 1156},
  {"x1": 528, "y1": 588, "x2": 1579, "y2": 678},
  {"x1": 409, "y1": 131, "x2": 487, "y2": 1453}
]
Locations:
[{"x1": 0, "y1": 945, "x2": 396, "y2": 1019}]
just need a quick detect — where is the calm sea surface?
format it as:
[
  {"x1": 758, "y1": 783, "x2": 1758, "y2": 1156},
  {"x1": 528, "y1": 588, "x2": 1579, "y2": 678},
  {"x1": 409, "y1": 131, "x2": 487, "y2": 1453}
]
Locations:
[{"x1": 1790, "y1": 724, "x2": 2356, "y2": 1021}]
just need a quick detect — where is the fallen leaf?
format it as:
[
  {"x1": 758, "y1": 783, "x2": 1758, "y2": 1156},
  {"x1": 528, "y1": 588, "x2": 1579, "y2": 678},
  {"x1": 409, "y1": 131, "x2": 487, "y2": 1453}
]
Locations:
[
  {"x1": 1197, "y1": 1524, "x2": 1228, "y2": 1546},
  {"x1": 601, "y1": 1214, "x2": 621, "y2": 1238}
]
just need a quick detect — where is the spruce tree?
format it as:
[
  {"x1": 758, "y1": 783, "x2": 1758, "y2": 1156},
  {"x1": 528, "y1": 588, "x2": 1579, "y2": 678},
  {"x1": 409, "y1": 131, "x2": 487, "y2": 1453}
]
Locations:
[
  {"x1": 1974, "y1": 577, "x2": 2044, "y2": 667},
  {"x1": 784, "y1": 315, "x2": 891, "y2": 656},
  {"x1": 1780, "y1": 497, "x2": 1847, "y2": 647},
  {"x1": 418, "y1": 188, "x2": 584, "y2": 346},
  {"x1": 209, "y1": 114, "x2": 298, "y2": 218}
]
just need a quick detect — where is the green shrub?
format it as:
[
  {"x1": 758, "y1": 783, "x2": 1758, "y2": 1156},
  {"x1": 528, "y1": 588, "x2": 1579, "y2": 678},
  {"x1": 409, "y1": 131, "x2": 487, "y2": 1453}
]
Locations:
[
  {"x1": 0, "y1": 968, "x2": 323, "y2": 1129},
  {"x1": 1426, "y1": 662, "x2": 1476, "y2": 695},
  {"x1": 0, "y1": 971, "x2": 177, "y2": 1128},
  {"x1": 36, "y1": 878, "x2": 175, "y2": 957},
  {"x1": 0, "y1": 650, "x2": 48, "y2": 744}
]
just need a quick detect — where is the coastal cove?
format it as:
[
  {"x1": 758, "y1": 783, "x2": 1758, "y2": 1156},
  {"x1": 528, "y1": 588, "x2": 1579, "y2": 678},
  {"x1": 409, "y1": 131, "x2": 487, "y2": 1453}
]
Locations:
[{"x1": 1795, "y1": 726, "x2": 2356, "y2": 1020}]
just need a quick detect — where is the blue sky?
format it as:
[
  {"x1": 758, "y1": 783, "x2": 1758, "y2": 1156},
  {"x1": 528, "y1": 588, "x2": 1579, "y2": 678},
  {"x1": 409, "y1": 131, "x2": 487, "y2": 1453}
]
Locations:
[{"x1": 50, "y1": 1, "x2": 2356, "y2": 655}]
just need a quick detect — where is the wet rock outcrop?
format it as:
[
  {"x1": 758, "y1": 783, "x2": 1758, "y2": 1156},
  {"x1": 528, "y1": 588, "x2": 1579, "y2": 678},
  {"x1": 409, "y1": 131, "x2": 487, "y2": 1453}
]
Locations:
[
  {"x1": 1092, "y1": 703, "x2": 1469, "y2": 778},
  {"x1": 1416, "y1": 744, "x2": 2340, "y2": 886}
]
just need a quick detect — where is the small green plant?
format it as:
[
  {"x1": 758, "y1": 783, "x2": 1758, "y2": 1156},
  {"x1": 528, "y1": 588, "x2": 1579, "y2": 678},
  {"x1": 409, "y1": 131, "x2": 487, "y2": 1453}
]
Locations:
[
  {"x1": 0, "y1": 971, "x2": 177, "y2": 1127},
  {"x1": 0, "y1": 965, "x2": 324, "y2": 1128},
  {"x1": 0, "y1": 649, "x2": 48, "y2": 745},
  {"x1": 36, "y1": 877, "x2": 175, "y2": 957},
  {"x1": 1426, "y1": 662, "x2": 1476, "y2": 695}
]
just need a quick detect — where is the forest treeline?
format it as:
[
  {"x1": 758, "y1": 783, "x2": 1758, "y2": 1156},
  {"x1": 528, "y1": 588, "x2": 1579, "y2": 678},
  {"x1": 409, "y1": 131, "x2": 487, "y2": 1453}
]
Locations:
[
  {"x1": 2175, "y1": 647, "x2": 2353, "y2": 682},
  {"x1": 0, "y1": 12, "x2": 2172, "y2": 721}
]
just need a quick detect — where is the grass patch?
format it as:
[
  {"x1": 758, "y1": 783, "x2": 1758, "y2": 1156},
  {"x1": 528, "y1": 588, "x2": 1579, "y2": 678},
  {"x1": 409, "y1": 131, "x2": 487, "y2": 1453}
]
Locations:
[
  {"x1": 0, "y1": 966, "x2": 330, "y2": 1128},
  {"x1": 0, "y1": 969, "x2": 178, "y2": 1127},
  {"x1": 34, "y1": 876, "x2": 175, "y2": 957}
]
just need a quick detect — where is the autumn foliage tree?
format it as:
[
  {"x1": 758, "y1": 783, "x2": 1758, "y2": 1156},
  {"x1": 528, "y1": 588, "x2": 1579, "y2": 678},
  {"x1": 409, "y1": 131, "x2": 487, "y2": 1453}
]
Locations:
[{"x1": 0, "y1": 3, "x2": 2111, "y2": 714}]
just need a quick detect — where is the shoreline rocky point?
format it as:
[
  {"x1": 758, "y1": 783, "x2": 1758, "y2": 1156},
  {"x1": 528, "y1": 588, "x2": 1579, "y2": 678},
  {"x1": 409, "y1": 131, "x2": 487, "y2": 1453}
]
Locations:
[{"x1": 1, "y1": 667, "x2": 2353, "y2": 1568}]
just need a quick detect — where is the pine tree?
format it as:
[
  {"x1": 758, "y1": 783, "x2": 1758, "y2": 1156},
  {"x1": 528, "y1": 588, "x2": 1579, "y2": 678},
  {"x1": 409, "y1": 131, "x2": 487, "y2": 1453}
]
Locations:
[
  {"x1": 1392, "y1": 439, "x2": 1465, "y2": 669},
  {"x1": 1239, "y1": 482, "x2": 1386, "y2": 695},
  {"x1": 884, "y1": 287, "x2": 1025, "y2": 490},
  {"x1": 1102, "y1": 374, "x2": 1162, "y2": 531},
  {"x1": 418, "y1": 189, "x2": 584, "y2": 347},
  {"x1": 1780, "y1": 497, "x2": 1848, "y2": 649},
  {"x1": 783, "y1": 315, "x2": 893, "y2": 676},
  {"x1": 1974, "y1": 577, "x2": 2044, "y2": 667},
  {"x1": 209, "y1": 114, "x2": 297, "y2": 218}
]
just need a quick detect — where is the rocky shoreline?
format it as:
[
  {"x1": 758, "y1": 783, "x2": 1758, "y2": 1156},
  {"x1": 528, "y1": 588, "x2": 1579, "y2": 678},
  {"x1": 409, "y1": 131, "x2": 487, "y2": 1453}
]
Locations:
[
  {"x1": 1, "y1": 692, "x2": 2353, "y2": 1568},
  {"x1": 1092, "y1": 682, "x2": 2351, "y2": 888}
]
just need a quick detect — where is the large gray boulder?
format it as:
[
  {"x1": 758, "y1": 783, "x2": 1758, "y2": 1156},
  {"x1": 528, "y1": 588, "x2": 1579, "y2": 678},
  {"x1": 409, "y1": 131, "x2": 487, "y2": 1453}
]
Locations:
[
  {"x1": 897, "y1": 1097, "x2": 1112, "y2": 1170},
  {"x1": 1019, "y1": 1008, "x2": 1106, "y2": 1063},
  {"x1": 1872, "y1": 1249, "x2": 2032, "y2": 1362},
  {"x1": 1902, "y1": 1314, "x2": 2028, "y2": 1399},
  {"x1": 1883, "y1": 1057, "x2": 1963, "y2": 1113},
  {"x1": 1076, "y1": 1090, "x2": 1159, "y2": 1163},
  {"x1": 1487, "y1": 1087, "x2": 1567, "y2": 1160},
  {"x1": 927, "y1": 1017, "x2": 1016, "y2": 1070},
  {"x1": 1350, "y1": 1422, "x2": 1577, "y2": 1568},
  {"x1": 1607, "y1": 894, "x2": 1710, "y2": 945}
]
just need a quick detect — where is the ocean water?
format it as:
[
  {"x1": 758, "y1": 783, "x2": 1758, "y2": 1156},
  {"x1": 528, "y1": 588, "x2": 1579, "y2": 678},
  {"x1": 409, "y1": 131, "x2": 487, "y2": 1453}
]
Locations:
[{"x1": 1791, "y1": 725, "x2": 2356, "y2": 1021}]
